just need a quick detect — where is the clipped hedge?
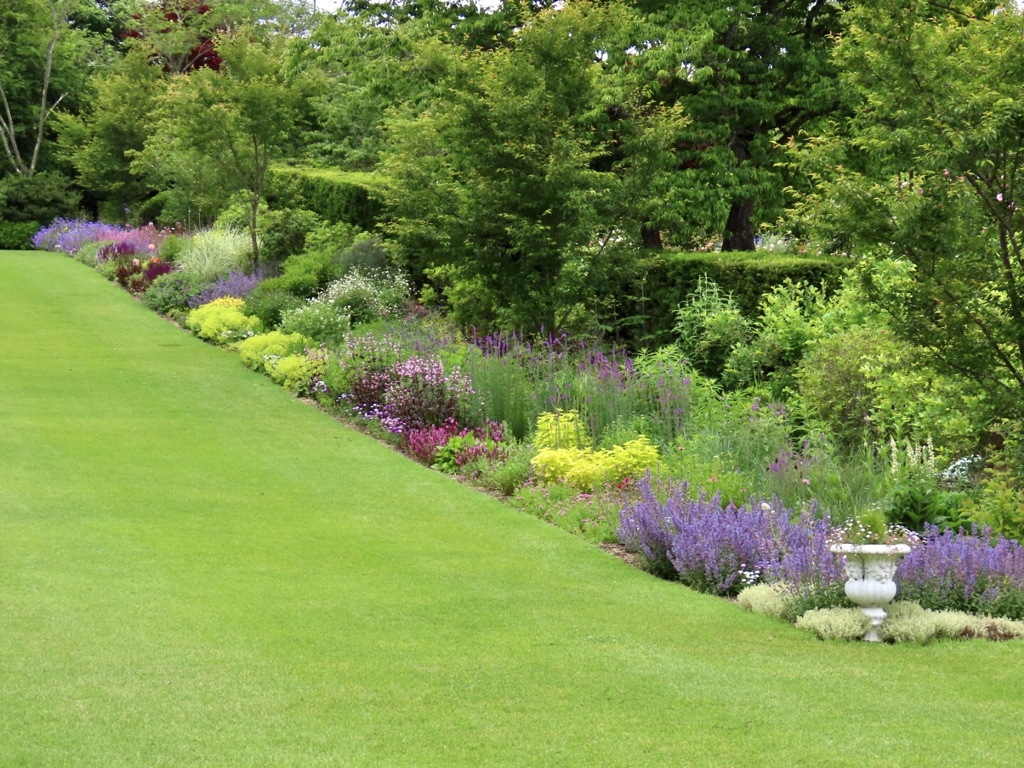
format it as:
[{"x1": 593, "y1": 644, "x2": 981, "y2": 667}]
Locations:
[
  {"x1": 629, "y1": 250, "x2": 846, "y2": 346},
  {"x1": 0, "y1": 221, "x2": 40, "y2": 250},
  {"x1": 268, "y1": 166, "x2": 383, "y2": 229}
]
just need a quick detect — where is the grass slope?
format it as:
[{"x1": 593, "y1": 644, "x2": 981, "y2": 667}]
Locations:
[{"x1": 0, "y1": 251, "x2": 1021, "y2": 767}]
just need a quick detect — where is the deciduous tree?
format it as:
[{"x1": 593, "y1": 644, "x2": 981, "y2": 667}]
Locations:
[{"x1": 794, "y1": 0, "x2": 1024, "y2": 420}]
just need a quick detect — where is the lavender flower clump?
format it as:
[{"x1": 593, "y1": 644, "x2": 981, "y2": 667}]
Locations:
[
  {"x1": 618, "y1": 475, "x2": 841, "y2": 596},
  {"x1": 33, "y1": 218, "x2": 126, "y2": 254},
  {"x1": 897, "y1": 524, "x2": 1024, "y2": 620},
  {"x1": 189, "y1": 269, "x2": 264, "y2": 308}
]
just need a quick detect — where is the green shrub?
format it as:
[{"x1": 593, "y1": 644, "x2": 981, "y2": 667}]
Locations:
[
  {"x1": 723, "y1": 280, "x2": 830, "y2": 395},
  {"x1": 158, "y1": 234, "x2": 187, "y2": 263},
  {"x1": 674, "y1": 275, "x2": 750, "y2": 381},
  {"x1": 143, "y1": 271, "x2": 207, "y2": 319},
  {"x1": 0, "y1": 221, "x2": 40, "y2": 249},
  {"x1": 959, "y1": 468, "x2": 1024, "y2": 542},
  {"x1": 465, "y1": 440, "x2": 535, "y2": 496},
  {"x1": 243, "y1": 288, "x2": 305, "y2": 329},
  {"x1": 303, "y1": 221, "x2": 362, "y2": 257},
  {"x1": 796, "y1": 327, "x2": 894, "y2": 451},
  {"x1": 256, "y1": 208, "x2": 322, "y2": 268},
  {"x1": 252, "y1": 249, "x2": 342, "y2": 300},
  {"x1": 186, "y1": 298, "x2": 262, "y2": 344},
  {"x1": 0, "y1": 171, "x2": 81, "y2": 224},
  {"x1": 235, "y1": 331, "x2": 311, "y2": 373},
  {"x1": 633, "y1": 250, "x2": 844, "y2": 345},
  {"x1": 279, "y1": 300, "x2": 351, "y2": 348}
]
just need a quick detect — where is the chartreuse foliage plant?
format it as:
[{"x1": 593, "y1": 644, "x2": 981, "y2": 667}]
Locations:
[
  {"x1": 235, "y1": 331, "x2": 311, "y2": 373},
  {"x1": 185, "y1": 297, "x2": 262, "y2": 344},
  {"x1": 531, "y1": 437, "x2": 661, "y2": 491}
]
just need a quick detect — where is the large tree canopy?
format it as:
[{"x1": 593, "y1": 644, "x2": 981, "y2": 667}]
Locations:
[
  {"x1": 380, "y1": 1, "x2": 681, "y2": 332},
  {"x1": 626, "y1": 0, "x2": 847, "y2": 250},
  {"x1": 0, "y1": 0, "x2": 99, "y2": 178},
  {"x1": 793, "y1": 0, "x2": 1024, "y2": 420}
]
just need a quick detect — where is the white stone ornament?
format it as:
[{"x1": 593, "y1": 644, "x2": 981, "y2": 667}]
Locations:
[{"x1": 830, "y1": 544, "x2": 912, "y2": 642}]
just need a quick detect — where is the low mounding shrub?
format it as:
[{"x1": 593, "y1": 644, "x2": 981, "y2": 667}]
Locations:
[
  {"x1": 617, "y1": 475, "x2": 842, "y2": 595},
  {"x1": 266, "y1": 347, "x2": 328, "y2": 395},
  {"x1": 794, "y1": 602, "x2": 1024, "y2": 643},
  {"x1": 531, "y1": 437, "x2": 661, "y2": 491},
  {"x1": 186, "y1": 297, "x2": 262, "y2": 345},
  {"x1": 795, "y1": 608, "x2": 870, "y2": 641},
  {"x1": 736, "y1": 583, "x2": 794, "y2": 621},
  {"x1": 235, "y1": 331, "x2": 311, "y2": 373},
  {"x1": 897, "y1": 524, "x2": 1024, "y2": 620},
  {"x1": 143, "y1": 272, "x2": 207, "y2": 318}
]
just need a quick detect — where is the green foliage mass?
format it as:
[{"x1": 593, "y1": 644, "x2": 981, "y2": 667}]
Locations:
[
  {"x1": 267, "y1": 166, "x2": 383, "y2": 229},
  {"x1": 792, "y1": 1, "x2": 1024, "y2": 423},
  {"x1": 381, "y1": 2, "x2": 682, "y2": 333}
]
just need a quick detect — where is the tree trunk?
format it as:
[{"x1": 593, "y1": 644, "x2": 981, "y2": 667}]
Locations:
[
  {"x1": 722, "y1": 197, "x2": 756, "y2": 251},
  {"x1": 722, "y1": 132, "x2": 757, "y2": 252},
  {"x1": 249, "y1": 191, "x2": 261, "y2": 267},
  {"x1": 641, "y1": 224, "x2": 663, "y2": 249}
]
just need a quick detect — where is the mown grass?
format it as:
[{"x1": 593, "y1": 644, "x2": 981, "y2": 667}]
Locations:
[{"x1": 1, "y1": 250, "x2": 1021, "y2": 767}]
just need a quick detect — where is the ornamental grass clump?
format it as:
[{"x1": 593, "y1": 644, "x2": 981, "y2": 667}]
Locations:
[
  {"x1": 176, "y1": 228, "x2": 255, "y2": 282},
  {"x1": 617, "y1": 475, "x2": 842, "y2": 596}
]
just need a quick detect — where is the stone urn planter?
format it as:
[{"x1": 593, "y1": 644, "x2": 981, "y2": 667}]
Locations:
[{"x1": 829, "y1": 543, "x2": 912, "y2": 642}]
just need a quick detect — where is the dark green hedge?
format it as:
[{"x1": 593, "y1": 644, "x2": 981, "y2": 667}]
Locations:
[
  {"x1": 0, "y1": 221, "x2": 40, "y2": 250},
  {"x1": 267, "y1": 166, "x2": 383, "y2": 230},
  {"x1": 627, "y1": 250, "x2": 847, "y2": 346}
]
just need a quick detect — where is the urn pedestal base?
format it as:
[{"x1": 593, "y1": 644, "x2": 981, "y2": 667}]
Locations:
[{"x1": 830, "y1": 544, "x2": 911, "y2": 642}]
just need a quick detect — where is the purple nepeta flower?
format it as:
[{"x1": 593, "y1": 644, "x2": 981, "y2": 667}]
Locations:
[
  {"x1": 618, "y1": 475, "x2": 840, "y2": 596},
  {"x1": 898, "y1": 524, "x2": 1024, "y2": 618},
  {"x1": 189, "y1": 269, "x2": 264, "y2": 308}
]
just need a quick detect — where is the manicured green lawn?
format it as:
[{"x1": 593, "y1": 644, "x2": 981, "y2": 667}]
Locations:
[{"x1": 1, "y1": 250, "x2": 1021, "y2": 767}]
